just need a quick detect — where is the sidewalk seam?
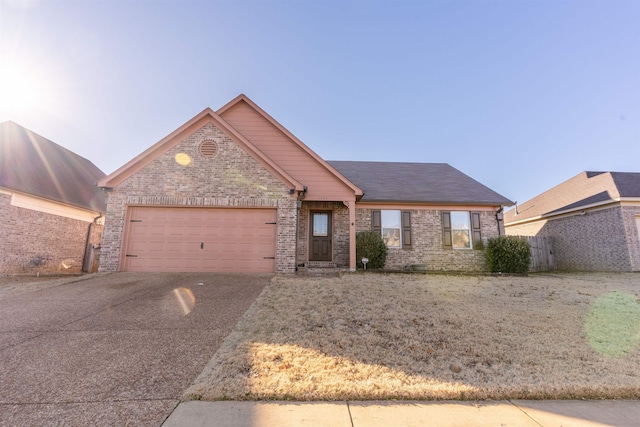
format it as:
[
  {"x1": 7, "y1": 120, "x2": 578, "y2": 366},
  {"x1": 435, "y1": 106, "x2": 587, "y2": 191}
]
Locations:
[
  {"x1": 508, "y1": 400, "x2": 544, "y2": 427},
  {"x1": 346, "y1": 401, "x2": 355, "y2": 427}
]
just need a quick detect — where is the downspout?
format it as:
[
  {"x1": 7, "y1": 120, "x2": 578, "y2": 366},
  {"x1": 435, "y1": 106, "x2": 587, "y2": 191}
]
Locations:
[
  {"x1": 82, "y1": 214, "x2": 104, "y2": 273},
  {"x1": 495, "y1": 207, "x2": 504, "y2": 236}
]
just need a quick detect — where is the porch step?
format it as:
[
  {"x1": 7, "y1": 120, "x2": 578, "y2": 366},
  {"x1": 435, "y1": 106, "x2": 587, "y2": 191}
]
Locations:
[
  {"x1": 297, "y1": 262, "x2": 343, "y2": 276},
  {"x1": 305, "y1": 261, "x2": 337, "y2": 268}
]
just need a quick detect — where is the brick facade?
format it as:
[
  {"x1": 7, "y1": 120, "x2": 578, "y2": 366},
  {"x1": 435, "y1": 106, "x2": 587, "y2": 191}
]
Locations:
[
  {"x1": 0, "y1": 193, "x2": 102, "y2": 274},
  {"x1": 355, "y1": 208, "x2": 501, "y2": 271},
  {"x1": 99, "y1": 123, "x2": 298, "y2": 273},
  {"x1": 506, "y1": 205, "x2": 640, "y2": 271},
  {"x1": 297, "y1": 201, "x2": 350, "y2": 268}
]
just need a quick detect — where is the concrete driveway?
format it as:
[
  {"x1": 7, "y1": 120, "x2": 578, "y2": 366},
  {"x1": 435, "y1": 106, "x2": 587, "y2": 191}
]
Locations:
[{"x1": 0, "y1": 272, "x2": 270, "y2": 426}]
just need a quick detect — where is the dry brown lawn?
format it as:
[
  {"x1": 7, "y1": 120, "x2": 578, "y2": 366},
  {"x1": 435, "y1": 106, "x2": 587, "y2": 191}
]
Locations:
[{"x1": 186, "y1": 272, "x2": 640, "y2": 401}]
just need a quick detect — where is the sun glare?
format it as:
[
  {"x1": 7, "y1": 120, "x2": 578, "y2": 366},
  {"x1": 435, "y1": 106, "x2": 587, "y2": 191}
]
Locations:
[{"x1": 0, "y1": 62, "x2": 41, "y2": 115}]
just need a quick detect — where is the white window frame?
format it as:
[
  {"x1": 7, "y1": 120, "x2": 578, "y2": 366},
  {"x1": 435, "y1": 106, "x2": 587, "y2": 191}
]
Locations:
[
  {"x1": 451, "y1": 211, "x2": 472, "y2": 250},
  {"x1": 381, "y1": 210, "x2": 402, "y2": 248}
]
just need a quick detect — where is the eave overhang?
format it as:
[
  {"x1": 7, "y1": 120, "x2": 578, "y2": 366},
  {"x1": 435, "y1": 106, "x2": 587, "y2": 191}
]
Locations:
[{"x1": 217, "y1": 94, "x2": 363, "y2": 198}]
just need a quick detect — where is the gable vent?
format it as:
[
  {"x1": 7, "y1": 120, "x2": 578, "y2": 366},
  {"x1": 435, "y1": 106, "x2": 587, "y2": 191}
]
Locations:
[{"x1": 199, "y1": 140, "x2": 218, "y2": 158}]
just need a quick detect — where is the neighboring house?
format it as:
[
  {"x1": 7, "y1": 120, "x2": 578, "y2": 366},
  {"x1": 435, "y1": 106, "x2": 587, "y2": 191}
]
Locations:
[
  {"x1": 97, "y1": 94, "x2": 513, "y2": 274},
  {"x1": 504, "y1": 171, "x2": 640, "y2": 272},
  {"x1": 0, "y1": 121, "x2": 106, "y2": 274}
]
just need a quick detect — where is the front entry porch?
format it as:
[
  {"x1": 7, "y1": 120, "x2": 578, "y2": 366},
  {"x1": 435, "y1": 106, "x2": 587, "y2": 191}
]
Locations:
[{"x1": 296, "y1": 201, "x2": 355, "y2": 272}]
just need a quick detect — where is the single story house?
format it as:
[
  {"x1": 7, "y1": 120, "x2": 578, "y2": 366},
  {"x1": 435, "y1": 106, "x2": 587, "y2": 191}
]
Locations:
[
  {"x1": 504, "y1": 171, "x2": 640, "y2": 271},
  {"x1": 97, "y1": 94, "x2": 513, "y2": 273},
  {"x1": 0, "y1": 121, "x2": 106, "y2": 274}
]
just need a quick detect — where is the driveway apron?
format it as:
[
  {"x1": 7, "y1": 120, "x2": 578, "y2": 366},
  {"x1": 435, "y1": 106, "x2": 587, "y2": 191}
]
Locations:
[{"x1": 0, "y1": 272, "x2": 269, "y2": 426}]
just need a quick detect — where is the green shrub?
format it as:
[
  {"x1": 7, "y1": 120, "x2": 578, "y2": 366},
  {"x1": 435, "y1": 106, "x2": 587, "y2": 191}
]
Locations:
[
  {"x1": 356, "y1": 231, "x2": 388, "y2": 269},
  {"x1": 486, "y1": 235, "x2": 531, "y2": 274}
]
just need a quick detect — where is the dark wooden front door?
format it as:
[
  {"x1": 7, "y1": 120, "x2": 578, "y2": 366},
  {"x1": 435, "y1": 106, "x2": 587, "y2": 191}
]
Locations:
[{"x1": 310, "y1": 211, "x2": 332, "y2": 261}]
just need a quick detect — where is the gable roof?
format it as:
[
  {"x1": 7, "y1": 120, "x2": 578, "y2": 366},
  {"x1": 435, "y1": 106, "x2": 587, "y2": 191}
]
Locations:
[
  {"x1": 217, "y1": 94, "x2": 363, "y2": 198},
  {"x1": 504, "y1": 171, "x2": 640, "y2": 223},
  {"x1": 98, "y1": 107, "x2": 304, "y2": 191},
  {"x1": 0, "y1": 121, "x2": 106, "y2": 212},
  {"x1": 328, "y1": 161, "x2": 514, "y2": 206}
]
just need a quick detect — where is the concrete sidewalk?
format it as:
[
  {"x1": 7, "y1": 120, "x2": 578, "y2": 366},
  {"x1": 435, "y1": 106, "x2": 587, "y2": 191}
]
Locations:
[{"x1": 162, "y1": 399, "x2": 640, "y2": 426}]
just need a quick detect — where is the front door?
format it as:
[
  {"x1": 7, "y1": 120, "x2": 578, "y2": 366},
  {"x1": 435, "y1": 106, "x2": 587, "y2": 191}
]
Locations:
[{"x1": 310, "y1": 211, "x2": 332, "y2": 261}]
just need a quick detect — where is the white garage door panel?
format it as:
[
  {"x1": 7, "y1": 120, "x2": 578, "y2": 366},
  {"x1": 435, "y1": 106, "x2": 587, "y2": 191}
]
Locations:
[{"x1": 123, "y1": 207, "x2": 277, "y2": 272}]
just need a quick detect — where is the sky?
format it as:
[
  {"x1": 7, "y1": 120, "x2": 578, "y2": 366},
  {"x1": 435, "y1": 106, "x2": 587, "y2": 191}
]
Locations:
[{"x1": 1, "y1": 0, "x2": 638, "y2": 205}]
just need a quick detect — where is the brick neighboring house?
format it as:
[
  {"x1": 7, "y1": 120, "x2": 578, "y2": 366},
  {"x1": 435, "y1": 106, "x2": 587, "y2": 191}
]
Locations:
[
  {"x1": 98, "y1": 94, "x2": 513, "y2": 274},
  {"x1": 0, "y1": 121, "x2": 106, "y2": 274},
  {"x1": 504, "y1": 171, "x2": 640, "y2": 271}
]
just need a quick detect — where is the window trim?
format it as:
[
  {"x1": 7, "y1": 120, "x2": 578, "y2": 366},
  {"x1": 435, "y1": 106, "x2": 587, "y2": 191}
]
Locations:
[
  {"x1": 442, "y1": 211, "x2": 483, "y2": 250},
  {"x1": 372, "y1": 209, "x2": 412, "y2": 249}
]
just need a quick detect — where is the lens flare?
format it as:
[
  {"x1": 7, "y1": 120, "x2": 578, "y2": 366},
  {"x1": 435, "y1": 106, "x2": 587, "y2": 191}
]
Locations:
[
  {"x1": 584, "y1": 291, "x2": 640, "y2": 357},
  {"x1": 0, "y1": 62, "x2": 41, "y2": 114},
  {"x1": 172, "y1": 287, "x2": 196, "y2": 315},
  {"x1": 175, "y1": 153, "x2": 191, "y2": 166}
]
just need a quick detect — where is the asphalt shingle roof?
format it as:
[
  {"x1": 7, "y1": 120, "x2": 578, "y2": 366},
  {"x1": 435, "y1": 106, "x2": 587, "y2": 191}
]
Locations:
[
  {"x1": 504, "y1": 171, "x2": 640, "y2": 223},
  {"x1": 328, "y1": 161, "x2": 513, "y2": 206},
  {"x1": 0, "y1": 121, "x2": 106, "y2": 212}
]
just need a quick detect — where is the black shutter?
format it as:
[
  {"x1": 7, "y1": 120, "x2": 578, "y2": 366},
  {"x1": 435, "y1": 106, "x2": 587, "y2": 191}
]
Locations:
[
  {"x1": 402, "y1": 210, "x2": 412, "y2": 248},
  {"x1": 372, "y1": 210, "x2": 381, "y2": 234},
  {"x1": 471, "y1": 211, "x2": 483, "y2": 249},
  {"x1": 442, "y1": 211, "x2": 452, "y2": 248}
]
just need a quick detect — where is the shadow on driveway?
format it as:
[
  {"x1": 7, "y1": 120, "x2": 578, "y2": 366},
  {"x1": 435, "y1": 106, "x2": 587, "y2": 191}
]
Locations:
[{"x1": 0, "y1": 272, "x2": 270, "y2": 426}]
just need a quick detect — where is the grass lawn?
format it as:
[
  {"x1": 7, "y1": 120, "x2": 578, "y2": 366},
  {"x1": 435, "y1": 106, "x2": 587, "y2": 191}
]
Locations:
[{"x1": 185, "y1": 273, "x2": 640, "y2": 401}]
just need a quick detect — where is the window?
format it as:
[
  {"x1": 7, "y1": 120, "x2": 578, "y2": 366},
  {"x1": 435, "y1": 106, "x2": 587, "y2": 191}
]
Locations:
[
  {"x1": 381, "y1": 210, "x2": 401, "y2": 247},
  {"x1": 442, "y1": 211, "x2": 482, "y2": 250},
  {"x1": 372, "y1": 210, "x2": 412, "y2": 248},
  {"x1": 312, "y1": 212, "x2": 328, "y2": 236},
  {"x1": 451, "y1": 211, "x2": 471, "y2": 249}
]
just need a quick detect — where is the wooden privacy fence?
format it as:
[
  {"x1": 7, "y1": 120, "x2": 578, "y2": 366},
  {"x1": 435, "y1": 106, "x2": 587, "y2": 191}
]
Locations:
[{"x1": 518, "y1": 235, "x2": 555, "y2": 272}]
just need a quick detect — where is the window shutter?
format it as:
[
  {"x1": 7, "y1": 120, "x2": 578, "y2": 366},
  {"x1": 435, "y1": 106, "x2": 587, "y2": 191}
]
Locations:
[
  {"x1": 402, "y1": 210, "x2": 412, "y2": 248},
  {"x1": 442, "y1": 211, "x2": 452, "y2": 247},
  {"x1": 471, "y1": 211, "x2": 482, "y2": 249},
  {"x1": 372, "y1": 210, "x2": 381, "y2": 234}
]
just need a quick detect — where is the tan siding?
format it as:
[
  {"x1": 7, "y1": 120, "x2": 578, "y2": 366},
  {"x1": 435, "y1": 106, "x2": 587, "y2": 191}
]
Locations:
[{"x1": 221, "y1": 103, "x2": 354, "y2": 200}]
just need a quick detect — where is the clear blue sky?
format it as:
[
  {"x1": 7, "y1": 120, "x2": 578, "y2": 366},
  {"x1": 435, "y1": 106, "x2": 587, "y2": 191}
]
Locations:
[{"x1": 1, "y1": 0, "x2": 638, "y2": 205}]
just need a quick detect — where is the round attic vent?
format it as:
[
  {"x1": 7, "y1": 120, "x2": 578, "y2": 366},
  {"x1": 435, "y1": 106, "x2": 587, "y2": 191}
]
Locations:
[{"x1": 199, "y1": 140, "x2": 218, "y2": 158}]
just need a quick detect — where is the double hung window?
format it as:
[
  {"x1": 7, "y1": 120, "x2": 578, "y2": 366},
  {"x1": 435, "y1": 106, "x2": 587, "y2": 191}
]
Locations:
[
  {"x1": 372, "y1": 210, "x2": 412, "y2": 249},
  {"x1": 442, "y1": 211, "x2": 483, "y2": 249}
]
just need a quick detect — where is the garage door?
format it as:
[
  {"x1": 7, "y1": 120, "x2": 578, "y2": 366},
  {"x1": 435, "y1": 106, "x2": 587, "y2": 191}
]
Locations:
[{"x1": 123, "y1": 207, "x2": 277, "y2": 272}]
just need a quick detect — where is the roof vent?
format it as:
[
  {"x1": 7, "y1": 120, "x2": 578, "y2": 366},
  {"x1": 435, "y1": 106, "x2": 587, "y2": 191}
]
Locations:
[{"x1": 199, "y1": 140, "x2": 218, "y2": 158}]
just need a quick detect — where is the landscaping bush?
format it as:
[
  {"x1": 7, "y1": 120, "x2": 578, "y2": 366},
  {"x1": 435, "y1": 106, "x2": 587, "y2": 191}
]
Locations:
[
  {"x1": 356, "y1": 231, "x2": 388, "y2": 269},
  {"x1": 486, "y1": 235, "x2": 531, "y2": 274}
]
